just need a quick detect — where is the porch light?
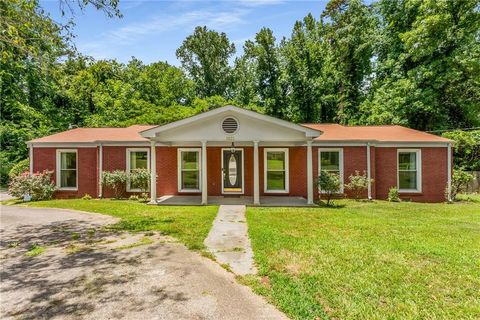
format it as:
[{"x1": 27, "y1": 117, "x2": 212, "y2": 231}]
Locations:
[{"x1": 230, "y1": 142, "x2": 235, "y2": 154}]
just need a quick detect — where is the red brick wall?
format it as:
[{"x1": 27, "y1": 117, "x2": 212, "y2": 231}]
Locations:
[
  {"x1": 33, "y1": 147, "x2": 98, "y2": 199},
  {"x1": 375, "y1": 147, "x2": 448, "y2": 202}
]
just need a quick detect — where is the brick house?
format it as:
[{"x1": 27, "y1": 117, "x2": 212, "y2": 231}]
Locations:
[{"x1": 27, "y1": 105, "x2": 453, "y2": 204}]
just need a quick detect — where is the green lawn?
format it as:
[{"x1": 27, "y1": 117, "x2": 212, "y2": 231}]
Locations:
[
  {"x1": 245, "y1": 200, "x2": 480, "y2": 319},
  {"x1": 24, "y1": 199, "x2": 218, "y2": 250}
]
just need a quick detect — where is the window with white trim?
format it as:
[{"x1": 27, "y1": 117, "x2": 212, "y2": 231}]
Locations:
[
  {"x1": 397, "y1": 149, "x2": 421, "y2": 192},
  {"x1": 127, "y1": 148, "x2": 149, "y2": 192},
  {"x1": 264, "y1": 148, "x2": 289, "y2": 193},
  {"x1": 178, "y1": 149, "x2": 201, "y2": 192},
  {"x1": 318, "y1": 148, "x2": 344, "y2": 193},
  {"x1": 56, "y1": 149, "x2": 77, "y2": 190}
]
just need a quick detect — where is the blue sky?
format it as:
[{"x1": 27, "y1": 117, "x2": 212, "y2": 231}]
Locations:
[{"x1": 40, "y1": 0, "x2": 329, "y2": 65}]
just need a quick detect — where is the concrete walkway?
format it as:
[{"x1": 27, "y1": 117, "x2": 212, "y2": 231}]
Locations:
[{"x1": 204, "y1": 205, "x2": 257, "y2": 275}]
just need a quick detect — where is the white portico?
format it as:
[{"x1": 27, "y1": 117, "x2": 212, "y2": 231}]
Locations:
[{"x1": 140, "y1": 105, "x2": 322, "y2": 205}]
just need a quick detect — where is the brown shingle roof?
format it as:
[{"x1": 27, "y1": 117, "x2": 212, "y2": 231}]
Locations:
[
  {"x1": 28, "y1": 125, "x2": 157, "y2": 143},
  {"x1": 301, "y1": 124, "x2": 452, "y2": 143}
]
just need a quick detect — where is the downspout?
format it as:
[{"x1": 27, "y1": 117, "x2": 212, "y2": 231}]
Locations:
[
  {"x1": 447, "y1": 142, "x2": 452, "y2": 202},
  {"x1": 367, "y1": 142, "x2": 372, "y2": 200},
  {"x1": 98, "y1": 143, "x2": 103, "y2": 198}
]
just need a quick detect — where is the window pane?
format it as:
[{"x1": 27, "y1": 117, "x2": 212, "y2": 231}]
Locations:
[
  {"x1": 61, "y1": 152, "x2": 76, "y2": 170},
  {"x1": 182, "y1": 171, "x2": 199, "y2": 189},
  {"x1": 267, "y1": 152, "x2": 285, "y2": 170},
  {"x1": 61, "y1": 170, "x2": 76, "y2": 188},
  {"x1": 399, "y1": 152, "x2": 416, "y2": 170},
  {"x1": 321, "y1": 152, "x2": 339, "y2": 171},
  {"x1": 182, "y1": 152, "x2": 198, "y2": 170},
  {"x1": 399, "y1": 171, "x2": 417, "y2": 190},
  {"x1": 267, "y1": 171, "x2": 285, "y2": 190},
  {"x1": 130, "y1": 151, "x2": 148, "y2": 170}
]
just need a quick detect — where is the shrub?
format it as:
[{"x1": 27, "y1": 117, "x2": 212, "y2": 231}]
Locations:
[
  {"x1": 129, "y1": 168, "x2": 150, "y2": 193},
  {"x1": 449, "y1": 169, "x2": 474, "y2": 201},
  {"x1": 442, "y1": 130, "x2": 480, "y2": 171},
  {"x1": 344, "y1": 170, "x2": 373, "y2": 200},
  {"x1": 129, "y1": 195, "x2": 139, "y2": 201},
  {"x1": 8, "y1": 170, "x2": 56, "y2": 201},
  {"x1": 317, "y1": 170, "x2": 341, "y2": 206},
  {"x1": 139, "y1": 192, "x2": 150, "y2": 203},
  {"x1": 82, "y1": 194, "x2": 92, "y2": 200},
  {"x1": 8, "y1": 159, "x2": 29, "y2": 179},
  {"x1": 101, "y1": 170, "x2": 128, "y2": 199},
  {"x1": 387, "y1": 187, "x2": 400, "y2": 202}
]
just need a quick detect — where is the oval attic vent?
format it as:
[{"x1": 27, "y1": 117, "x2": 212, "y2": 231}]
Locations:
[{"x1": 222, "y1": 117, "x2": 239, "y2": 134}]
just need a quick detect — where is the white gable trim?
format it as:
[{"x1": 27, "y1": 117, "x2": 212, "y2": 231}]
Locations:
[{"x1": 140, "y1": 105, "x2": 321, "y2": 139}]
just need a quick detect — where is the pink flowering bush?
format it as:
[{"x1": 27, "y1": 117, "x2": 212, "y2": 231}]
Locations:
[{"x1": 8, "y1": 170, "x2": 56, "y2": 201}]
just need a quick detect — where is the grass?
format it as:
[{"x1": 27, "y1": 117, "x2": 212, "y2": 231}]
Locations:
[
  {"x1": 23, "y1": 199, "x2": 218, "y2": 250},
  {"x1": 25, "y1": 244, "x2": 46, "y2": 257},
  {"x1": 246, "y1": 200, "x2": 480, "y2": 319},
  {"x1": 457, "y1": 193, "x2": 480, "y2": 203}
]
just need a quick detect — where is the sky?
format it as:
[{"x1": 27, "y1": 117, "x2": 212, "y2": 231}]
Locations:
[{"x1": 40, "y1": 0, "x2": 329, "y2": 65}]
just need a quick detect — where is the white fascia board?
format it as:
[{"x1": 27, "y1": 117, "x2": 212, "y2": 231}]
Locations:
[{"x1": 140, "y1": 105, "x2": 322, "y2": 139}]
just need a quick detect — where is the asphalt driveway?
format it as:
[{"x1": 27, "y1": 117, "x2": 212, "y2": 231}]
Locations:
[{"x1": 0, "y1": 205, "x2": 287, "y2": 320}]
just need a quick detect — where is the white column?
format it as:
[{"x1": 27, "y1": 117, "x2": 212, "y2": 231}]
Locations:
[
  {"x1": 306, "y1": 140, "x2": 313, "y2": 205},
  {"x1": 201, "y1": 140, "x2": 208, "y2": 205},
  {"x1": 98, "y1": 143, "x2": 103, "y2": 198},
  {"x1": 366, "y1": 142, "x2": 372, "y2": 200},
  {"x1": 29, "y1": 144, "x2": 33, "y2": 175},
  {"x1": 149, "y1": 140, "x2": 157, "y2": 204},
  {"x1": 253, "y1": 140, "x2": 260, "y2": 205},
  {"x1": 447, "y1": 143, "x2": 452, "y2": 202}
]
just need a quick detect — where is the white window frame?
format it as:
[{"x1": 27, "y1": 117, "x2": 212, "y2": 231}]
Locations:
[
  {"x1": 56, "y1": 149, "x2": 78, "y2": 191},
  {"x1": 318, "y1": 148, "x2": 344, "y2": 193},
  {"x1": 264, "y1": 148, "x2": 289, "y2": 193},
  {"x1": 177, "y1": 148, "x2": 202, "y2": 193},
  {"x1": 397, "y1": 149, "x2": 422, "y2": 193},
  {"x1": 126, "y1": 148, "x2": 150, "y2": 192}
]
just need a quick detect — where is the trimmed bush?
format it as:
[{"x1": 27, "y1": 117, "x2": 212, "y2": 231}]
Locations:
[
  {"x1": 129, "y1": 168, "x2": 150, "y2": 193},
  {"x1": 387, "y1": 187, "x2": 400, "y2": 202},
  {"x1": 317, "y1": 170, "x2": 341, "y2": 206},
  {"x1": 344, "y1": 170, "x2": 372, "y2": 200},
  {"x1": 449, "y1": 169, "x2": 474, "y2": 201},
  {"x1": 82, "y1": 194, "x2": 93, "y2": 200},
  {"x1": 8, "y1": 171, "x2": 56, "y2": 201},
  {"x1": 102, "y1": 170, "x2": 128, "y2": 199}
]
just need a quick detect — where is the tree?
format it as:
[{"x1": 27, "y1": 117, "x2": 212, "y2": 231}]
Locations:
[
  {"x1": 321, "y1": 0, "x2": 376, "y2": 123},
  {"x1": 442, "y1": 130, "x2": 480, "y2": 171},
  {"x1": 317, "y1": 170, "x2": 342, "y2": 205},
  {"x1": 359, "y1": 0, "x2": 480, "y2": 130},
  {"x1": 176, "y1": 26, "x2": 235, "y2": 98},
  {"x1": 244, "y1": 28, "x2": 286, "y2": 119}
]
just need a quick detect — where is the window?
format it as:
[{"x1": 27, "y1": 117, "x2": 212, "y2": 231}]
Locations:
[
  {"x1": 178, "y1": 148, "x2": 201, "y2": 192},
  {"x1": 398, "y1": 149, "x2": 421, "y2": 192},
  {"x1": 56, "y1": 150, "x2": 77, "y2": 190},
  {"x1": 318, "y1": 148, "x2": 344, "y2": 193},
  {"x1": 264, "y1": 148, "x2": 289, "y2": 193},
  {"x1": 126, "y1": 148, "x2": 150, "y2": 192}
]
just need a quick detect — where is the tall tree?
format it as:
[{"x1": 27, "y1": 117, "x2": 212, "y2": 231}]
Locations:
[
  {"x1": 322, "y1": 0, "x2": 376, "y2": 123},
  {"x1": 176, "y1": 26, "x2": 235, "y2": 98},
  {"x1": 244, "y1": 28, "x2": 286, "y2": 118},
  {"x1": 360, "y1": 0, "x2": 480, "y2": 130}
]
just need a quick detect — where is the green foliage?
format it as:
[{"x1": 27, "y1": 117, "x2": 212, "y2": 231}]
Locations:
[
  {"x1": 450, "y1": 169, "x2": 474, "y2": 201},
  {"x1": 129, "y1": 195, "x2": 139, "y2": 201},
  {"x1": 387, "y1": 186, "x2": 400, "y2": 202},
  {"x1": 176, "y1": 26, "x2": 235, "y2": 98},
  {"x1": 25, "y1": 243, "x2": 45, "y2": 257},
  {"x1": 82, "y1": 194, "x2": 93, "y2": 200},
  {"x1": 101, "y1": 170, "x2": 127, "y2": 199},
  {"x1": 8, "y1": 170, "x2": 56, "y2": 201},
  {"x1": 8, "y1": 159, "x2": 29, "y2": 179},
  {"x1": 129, "y1": 168, "x2": 150, "y2": 193},
  {"x1": 442, "y1": 130, "x2": 480, "y2": 171},
  {"x1": 344, "y1": 170, "x2": 372, "y2": 200},
  {"x1": 317, "y1": 170, "x2": 341, "y2": 205}
]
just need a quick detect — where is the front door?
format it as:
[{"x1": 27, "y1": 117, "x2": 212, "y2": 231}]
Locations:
[{"x1": 222, "y1": 149, "x2": 243, "y2": 194}]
